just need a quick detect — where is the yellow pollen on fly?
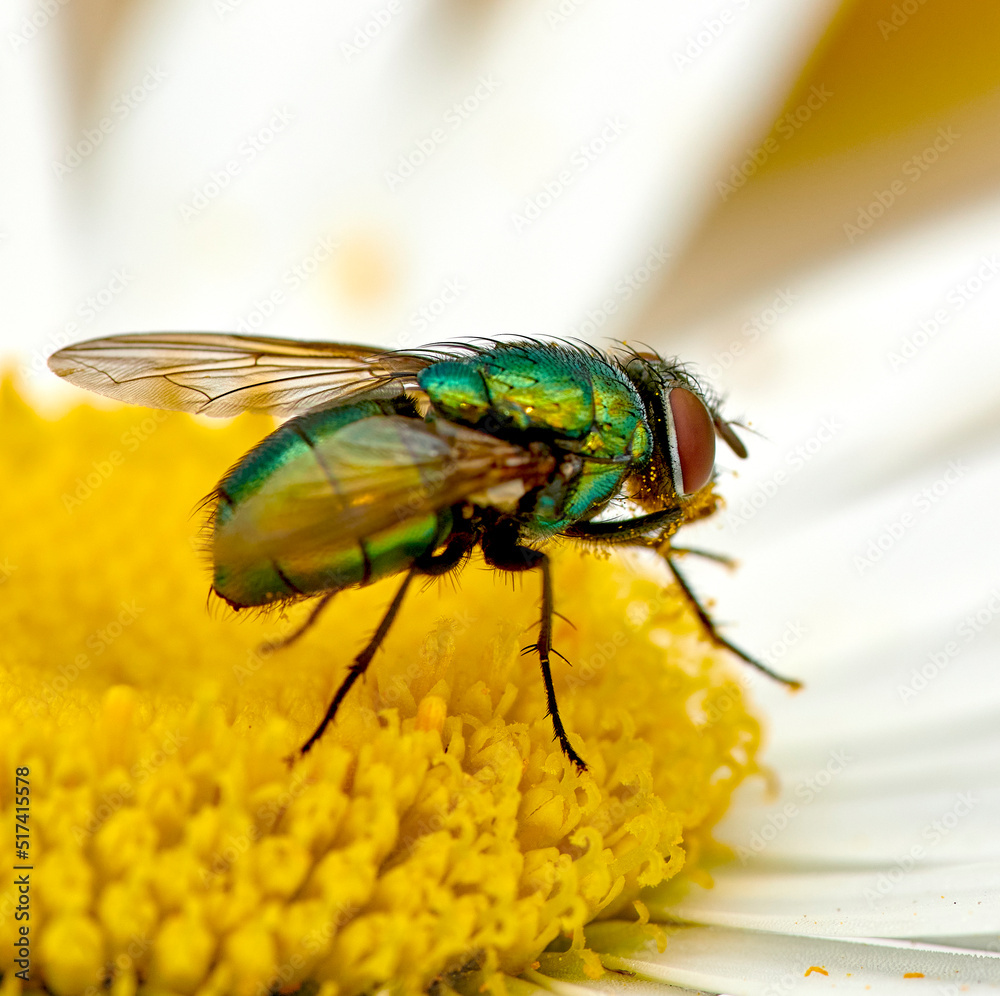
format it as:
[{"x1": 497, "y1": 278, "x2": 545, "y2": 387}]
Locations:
[{"x1": 0, "y1": 381, "x2": 761, "y2": 996}]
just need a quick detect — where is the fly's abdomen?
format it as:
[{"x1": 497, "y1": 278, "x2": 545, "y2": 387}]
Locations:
[{"x1": 211, "y1": 401, "x2": 450, "y2": 608}]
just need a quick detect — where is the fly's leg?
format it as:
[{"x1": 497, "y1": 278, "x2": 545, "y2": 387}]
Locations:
[
  {"x1": 564, "y1": 507, "x2": 684, "y2": 542},
  {"x1": 667, "y1": 545, "x2": 737, "y2": 569},
  {"x1": 663, "y1": 551, "x2": 801, "y2": 689},
  {"x1": 567, "y1": 517, "x2": 800, "y2": 689},
  {"x1": 299, "y1": 568, "x2": 417, "y2": 755},
  {"x1": 530, "y1": 553, "x2": 587, "y2": 772},
  {"x1": 297, "y1": 529, "x2": 475, "y2": 756},
  {"x1": 415, "y1": 528, "x2": 477, "y2": 576},
  {"x1": 261, "y1": 592, "x2": 336, "y2": 653},
  {"x1": 483, "y1": 534, "x2": 586, "y2": 772}
]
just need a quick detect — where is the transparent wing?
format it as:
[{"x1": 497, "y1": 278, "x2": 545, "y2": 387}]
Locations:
[
  {"x1": 218, "y1": 416, "x2": 556, "y2": 561},
  {"x1": 48, "y1": 332, "x2": 433, "y2": 417}
]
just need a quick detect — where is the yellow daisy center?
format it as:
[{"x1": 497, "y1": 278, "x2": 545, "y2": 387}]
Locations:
[{"x1": 0, "y1": 383, "x2": 760, "y2": 996}]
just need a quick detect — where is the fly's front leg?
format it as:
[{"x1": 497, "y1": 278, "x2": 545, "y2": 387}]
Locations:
[
  {"x1": 564, "y1": 506, "x2": 684, "y2": 543},
  {"x1": 482, "y1": 533, "x2": 586, "y2": 772},
  {"x1": 659, "y1": 543, "x2": 801, "y2": 689},
  {"x1": 567, "y1": 516, "x2": 801, "y2": 689},
  {"x1": 667, "y1": 545, "x2": 738, "y2": 569}
]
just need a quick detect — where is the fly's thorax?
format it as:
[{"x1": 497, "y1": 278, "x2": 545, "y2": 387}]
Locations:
[
  {"x1": 580, "y1": 361, "x2": 651, "y2": 464},
  {"x1": 418, "y1": 351, "x2": 594, "y2": 438},
  {"x1": 417, "y1": 345, "x2": 654, "y2": 537},
  {"x1": 415, "y1": 362, "x2": 493, "y2": 427},
  {"x1": 418, "y1": 344, "x2": 650, "y2": 465}
]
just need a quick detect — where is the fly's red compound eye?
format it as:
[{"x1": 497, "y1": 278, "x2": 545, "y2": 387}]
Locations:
[{"x1": 667, "y1": 387, "x2": 716, "y2": 495}]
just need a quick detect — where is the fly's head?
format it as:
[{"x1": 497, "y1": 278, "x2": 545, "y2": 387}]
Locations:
[{"x1": 622, "y1": 349, "x2": 748, "y2": 514}]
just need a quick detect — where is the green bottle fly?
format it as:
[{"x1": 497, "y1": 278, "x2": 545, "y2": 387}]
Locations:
[{"x1": 50, "y1": 333, "x2": 799, "y2": 771}]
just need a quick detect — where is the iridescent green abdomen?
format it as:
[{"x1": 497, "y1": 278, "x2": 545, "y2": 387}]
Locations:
[{"x1": 212, "y1": 401, "x2": 450, "y2": 607}]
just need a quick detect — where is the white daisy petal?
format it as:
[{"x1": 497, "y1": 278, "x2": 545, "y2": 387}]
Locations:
[
  {"x1": 702, "y1": 724, "x2": 1000, "y2": 867},
  {"x1": 579, "y1": 922, "x2": 1000, "y2": 995},
  {"x1": 645, "y1": 862, "x2": 1000, "y2": 938},
  {"x1": 527, "y1": 964, "x2": 704, "y2": 996}
]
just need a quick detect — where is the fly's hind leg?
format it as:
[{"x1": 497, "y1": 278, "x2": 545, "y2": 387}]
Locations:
[
  {"x1": 298, "y1": 530, "x2": 476, "y2": 757},
  {"x1": 261, "y1": 592, "x2": 336, "y2": 653},
  {"x1": 299, "y1": 568, "x2": 417, "y2": 755},
  {"x1": 482, "y1": 534, "x2": 586, "y2": 772}
]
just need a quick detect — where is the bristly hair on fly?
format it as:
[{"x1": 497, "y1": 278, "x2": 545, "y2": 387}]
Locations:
[
  {"x1": 402, "y1": 334, "x2": 610, "y2": 365},
  {"x1": 192, "y1": 479, "x2": 309, "y2": 624}
]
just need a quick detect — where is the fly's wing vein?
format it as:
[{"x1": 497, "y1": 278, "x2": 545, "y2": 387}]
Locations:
[
  {"x1": 48, "y1": 332, "x2": 433, "y2": 417},
  {"x1": 223, "y1": 417, "x2": 553, "y2": 560}
]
